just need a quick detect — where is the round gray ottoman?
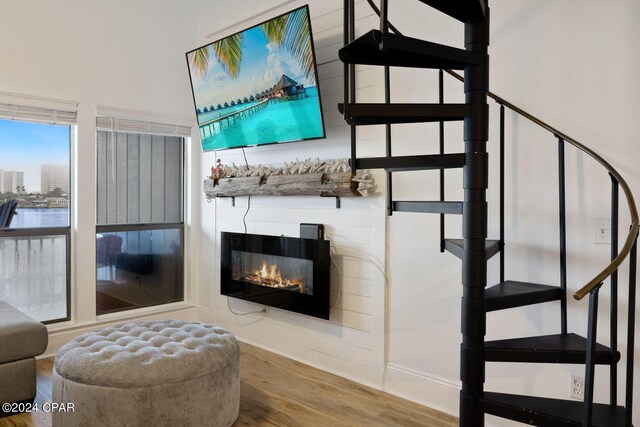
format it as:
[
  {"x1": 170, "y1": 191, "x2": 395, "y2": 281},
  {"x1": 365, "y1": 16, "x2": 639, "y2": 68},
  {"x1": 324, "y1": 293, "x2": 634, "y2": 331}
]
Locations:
[{"x1": 52, "y1": 320, "x2": 240, "y2": 427}]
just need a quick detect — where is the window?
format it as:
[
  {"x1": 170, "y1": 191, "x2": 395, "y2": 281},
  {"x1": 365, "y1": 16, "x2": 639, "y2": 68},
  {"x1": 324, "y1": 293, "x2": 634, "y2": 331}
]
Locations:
[
  {"x1": 0, "y1": 117, "x2": 72, "y2": 323},
  {"x1": 95, "y1": 120, "x2": 187, "y2": 315}
]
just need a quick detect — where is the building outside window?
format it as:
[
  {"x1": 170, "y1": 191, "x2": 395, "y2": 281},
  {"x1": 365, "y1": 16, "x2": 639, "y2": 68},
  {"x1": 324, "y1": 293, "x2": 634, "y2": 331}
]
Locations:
[
  {"x1": 0, "y1": 116, "x2": 72, "y2": 323},
  {"x1": 0, "y1": 170, "x2": 24, "y2": 194},
  {"x1": 41, "y1": 164, "x2": 69, "y2": 195}
]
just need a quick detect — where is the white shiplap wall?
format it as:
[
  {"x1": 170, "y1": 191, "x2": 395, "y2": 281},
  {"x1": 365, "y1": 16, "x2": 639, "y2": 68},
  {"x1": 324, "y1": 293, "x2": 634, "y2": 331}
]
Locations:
[
  {"x1": 193, "y1": 1, "x2": 640, "y2": 424},
  {"x1": 196, "y1": 0, "x2": 389, "y2": 387}
]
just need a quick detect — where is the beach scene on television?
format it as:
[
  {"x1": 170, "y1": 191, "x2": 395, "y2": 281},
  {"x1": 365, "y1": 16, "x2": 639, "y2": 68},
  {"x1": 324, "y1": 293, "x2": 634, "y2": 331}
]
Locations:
[{"x1": 187, "y1": 6, "x2": 325, "y2": 151}]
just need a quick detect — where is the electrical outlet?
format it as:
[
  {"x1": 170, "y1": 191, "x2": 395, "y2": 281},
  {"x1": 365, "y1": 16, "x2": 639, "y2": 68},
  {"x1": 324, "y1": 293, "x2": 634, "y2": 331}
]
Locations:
[
  {"x1": 570, "y1": 374, "x2": 584, "y2": 400},
  {"x1": 593, "y1": 217, "x2": 611, "y2": 244}
]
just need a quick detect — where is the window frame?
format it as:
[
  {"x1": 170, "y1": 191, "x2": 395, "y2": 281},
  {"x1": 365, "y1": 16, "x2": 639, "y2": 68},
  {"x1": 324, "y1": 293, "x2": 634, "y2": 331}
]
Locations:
[
  {"x1": 94, "y1": 128, "x2": 187, "y2": 316},
  {"x1": 0, "y1": 119, "x2": 73, "y2": 324}
]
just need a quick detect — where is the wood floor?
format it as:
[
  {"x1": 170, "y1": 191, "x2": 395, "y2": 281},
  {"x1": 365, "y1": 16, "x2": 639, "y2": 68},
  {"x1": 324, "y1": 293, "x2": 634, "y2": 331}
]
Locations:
[{"x1": 1, "y1": 343, "x2": 457, "y2": 426}]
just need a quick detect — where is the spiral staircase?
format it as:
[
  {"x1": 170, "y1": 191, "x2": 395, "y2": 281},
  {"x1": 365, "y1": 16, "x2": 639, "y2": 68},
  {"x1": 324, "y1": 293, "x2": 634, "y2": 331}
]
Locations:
[{"x1": 338, "y1": 0, "x2": 639, "y2": 425}]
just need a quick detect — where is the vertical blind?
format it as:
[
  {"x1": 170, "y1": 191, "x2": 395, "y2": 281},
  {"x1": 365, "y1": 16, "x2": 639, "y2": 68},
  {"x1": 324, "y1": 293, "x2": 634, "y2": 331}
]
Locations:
[
  {"x1": 96, "y1": 131, "x2": 184, "y2": 225},
  {"x1": 96, "y1": 116, "x2": 191, "y2": 138}
]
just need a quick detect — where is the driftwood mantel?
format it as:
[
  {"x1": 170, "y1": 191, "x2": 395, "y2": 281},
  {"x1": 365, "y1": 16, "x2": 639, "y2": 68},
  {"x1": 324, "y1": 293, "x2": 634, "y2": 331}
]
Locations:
[{"x1": 203, "y1": 172, "x2": 359, "y2": 199}]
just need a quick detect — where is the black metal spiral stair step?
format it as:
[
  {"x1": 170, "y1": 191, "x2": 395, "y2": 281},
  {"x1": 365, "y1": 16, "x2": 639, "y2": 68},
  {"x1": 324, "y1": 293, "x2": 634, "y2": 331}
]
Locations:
[
  {"x1": 486, "y1": 280, "x2": 563, "y2": 312},
  {"x1": 485, "y1": 333, "x2": 620, "y2": 364},
  {"x1": 354, "y1": 153, "x2": 465, "y2": 172},
  {"x1": 417, "y1": 0, "x2": 487, "y2": 23},
  {"x1": 338, "y1": 29, "x2": 481, "y2": 69},
  {"x1": 338, "y1": 103, "x2": 470, "y2": 125},
  {"x1": 481, "y1": 392, "x2": 627, "y2": 426},
  {"x1": 392, "y1": 201, "x2": 463, "y2": 214},
  {"x1": 444, "y1": 238, "x2": 501, "y2": 261}
]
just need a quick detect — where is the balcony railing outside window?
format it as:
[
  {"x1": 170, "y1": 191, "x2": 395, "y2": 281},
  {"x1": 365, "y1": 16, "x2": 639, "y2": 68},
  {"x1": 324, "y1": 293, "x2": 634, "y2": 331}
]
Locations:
[
  {"x1": 0, "y1": 118, "x2": 71, "y2": 323},
  {"x1": 0, "y1": 233, "x2": 68, "y2": 321}
]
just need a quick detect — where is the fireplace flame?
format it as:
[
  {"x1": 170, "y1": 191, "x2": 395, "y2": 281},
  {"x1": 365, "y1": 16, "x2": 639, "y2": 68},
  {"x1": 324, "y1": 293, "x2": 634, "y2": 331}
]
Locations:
[
  {"x1": 260, "y1": 261, "x2": 269, "y2": 279},
  {"x1": 256, "y1": 261, "x2": 285, "y2": 286},
  {"x1": 244, "y1": 260, "x2": 303, "y2": 292}
]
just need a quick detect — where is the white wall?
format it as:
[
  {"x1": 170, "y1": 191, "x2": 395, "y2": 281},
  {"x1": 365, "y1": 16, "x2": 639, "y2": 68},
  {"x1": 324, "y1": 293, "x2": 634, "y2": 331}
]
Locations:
[
  {"x1": 195, "y1": 0, "x2": 389, "y2": 387},
  {"x1": 0, "y1": 0, "x2": 212, "y2": 341},
  {"x1": 195, "y1": 0, "x2": 640, "y2": 424},
  {"x1": 381, "y1": 0, "x2": 640, "y2": 425},
  {"x1": 0, "y1": 1, "x2": 202, "y2": 115}
]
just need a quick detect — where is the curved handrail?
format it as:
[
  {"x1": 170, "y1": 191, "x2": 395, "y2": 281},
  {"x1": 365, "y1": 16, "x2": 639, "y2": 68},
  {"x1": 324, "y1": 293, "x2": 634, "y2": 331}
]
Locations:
[{"x1": 364, "y1": 0, "x2": 639, "y2": 300}]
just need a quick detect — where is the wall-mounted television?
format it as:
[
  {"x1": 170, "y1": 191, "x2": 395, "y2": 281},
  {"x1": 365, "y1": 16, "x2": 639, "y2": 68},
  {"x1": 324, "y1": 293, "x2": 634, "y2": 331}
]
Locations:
[{"x1": 186, "y1": 5, "x2": 326, "y2": 152}]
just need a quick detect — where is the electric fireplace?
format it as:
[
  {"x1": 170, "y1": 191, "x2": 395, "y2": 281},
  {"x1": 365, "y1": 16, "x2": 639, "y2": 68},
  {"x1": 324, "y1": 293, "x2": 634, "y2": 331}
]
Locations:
[{"x1": 221, "y1": 232, "x2": 330, "y2": 319}]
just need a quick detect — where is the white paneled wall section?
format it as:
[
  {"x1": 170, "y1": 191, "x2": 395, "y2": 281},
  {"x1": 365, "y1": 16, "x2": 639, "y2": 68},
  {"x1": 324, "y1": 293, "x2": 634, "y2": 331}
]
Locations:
[{"x1": 197, "y1": 0, "x2": 389, "y2": 387}]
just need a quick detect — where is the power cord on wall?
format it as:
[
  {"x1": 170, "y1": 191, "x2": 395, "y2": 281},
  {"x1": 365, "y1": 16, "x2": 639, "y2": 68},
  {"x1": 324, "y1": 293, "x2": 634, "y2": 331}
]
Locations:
[
  {"x1": 327, "y1": 237, "x2": 386, "y2": 280},
  {"x1": 326, "y1": 235, "x2": 390, "y2": 390},
  {"x1": 241, "y1": 147, "x2": 251, "y2": 234},
  {"x1": 227, "y1": 297, "x2": 267, "y2": 317},
  {"x1": 329, "y1": 255, "x2": 342, "y2": 310},
  {"x1": 243, "y1": 196, "x2": 251, "y2": 234},
  {"x1": 218, "y1": 147, "x2": 263, "y2": 318},
  {"x1": 241, "y1": 146, "x2": 249, "y2": 167}
]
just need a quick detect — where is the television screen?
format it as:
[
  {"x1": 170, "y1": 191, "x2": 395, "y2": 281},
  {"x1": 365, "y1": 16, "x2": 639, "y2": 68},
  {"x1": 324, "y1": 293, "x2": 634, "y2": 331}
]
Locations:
[{"x1": 186, "y1": 5, "x2": 325, "y2": 152}]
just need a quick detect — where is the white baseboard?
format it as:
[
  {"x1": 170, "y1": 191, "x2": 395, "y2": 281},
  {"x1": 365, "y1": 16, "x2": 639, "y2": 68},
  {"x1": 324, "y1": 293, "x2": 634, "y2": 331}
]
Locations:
[{"x1": 384, "y1": 363, "x2": 460, "y2": 419}]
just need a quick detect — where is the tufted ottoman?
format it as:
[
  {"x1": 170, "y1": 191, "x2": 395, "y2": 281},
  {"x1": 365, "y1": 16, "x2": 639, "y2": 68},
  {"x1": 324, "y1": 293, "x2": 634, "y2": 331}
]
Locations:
[{"x1": 52, "y1": 320, "x2": 240, "y2": 427}]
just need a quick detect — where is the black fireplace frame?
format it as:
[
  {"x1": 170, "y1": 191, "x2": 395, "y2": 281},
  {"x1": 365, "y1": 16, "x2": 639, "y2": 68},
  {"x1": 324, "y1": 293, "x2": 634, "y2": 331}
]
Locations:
[{"x1": 221, "y1": 232, "x2": 331, "y2": 319}]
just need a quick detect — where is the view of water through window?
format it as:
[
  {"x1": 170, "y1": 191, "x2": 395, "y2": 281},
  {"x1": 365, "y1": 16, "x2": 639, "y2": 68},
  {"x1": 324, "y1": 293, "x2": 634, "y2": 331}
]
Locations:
[
  {"x1": 9, "y1": 207, "x2": 69, "y2": 228},
  {"x1": 0, "y1": 119, "x2": 70, "y2": 322}
]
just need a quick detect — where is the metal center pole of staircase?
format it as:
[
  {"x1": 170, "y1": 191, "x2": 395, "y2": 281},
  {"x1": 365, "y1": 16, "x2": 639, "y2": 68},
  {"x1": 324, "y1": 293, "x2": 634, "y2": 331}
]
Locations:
[{"x1": 460, "y1": 6, "x2": 490, "y2": 426}]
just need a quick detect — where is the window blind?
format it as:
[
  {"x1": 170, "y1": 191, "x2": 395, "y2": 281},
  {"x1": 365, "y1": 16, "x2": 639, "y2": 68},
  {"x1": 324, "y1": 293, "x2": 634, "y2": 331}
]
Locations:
[
  {"x1": 96, "y1": 116, "x2": 191, "y2": 137},
  {"x1": 96, "y1": 130, "x2": 184, "y2": 225},
  {"x1": 0, "y1": 102, "x2": 77, "y2": 125}
]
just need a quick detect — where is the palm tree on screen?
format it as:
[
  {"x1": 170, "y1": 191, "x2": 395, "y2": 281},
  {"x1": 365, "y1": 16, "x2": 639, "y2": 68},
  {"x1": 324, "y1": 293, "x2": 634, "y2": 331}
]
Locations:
[
  {"x1": 212, "y1": 35, "x2": 244, "y2": 78},
  {"x1": 188, "y1": 8, "x2": 314, "y2": 81},
  {"x1": 187, "y1": 47, "x2": 211, "y2": 78},
  {"x1": 259, "y1": 8, "x2": 315, "y2": 81},
  {"x1": 188, "y1": 34, "x2": 244, "y2": 79}
]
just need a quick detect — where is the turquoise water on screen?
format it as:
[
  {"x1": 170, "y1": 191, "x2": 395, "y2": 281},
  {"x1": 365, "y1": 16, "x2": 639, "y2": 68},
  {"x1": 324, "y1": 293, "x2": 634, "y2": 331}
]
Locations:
[{"x1": 198, "y1": 87, "x2": 324, "y2": 151}]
